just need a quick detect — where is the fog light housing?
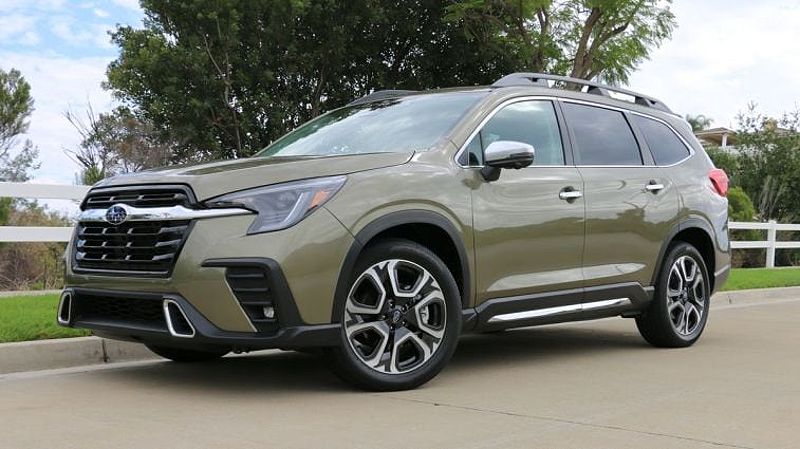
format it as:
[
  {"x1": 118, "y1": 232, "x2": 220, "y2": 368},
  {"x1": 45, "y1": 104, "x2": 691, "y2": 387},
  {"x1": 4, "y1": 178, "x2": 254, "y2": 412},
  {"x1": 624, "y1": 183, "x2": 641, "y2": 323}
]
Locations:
[{"x1": 262, "y1": 306, "x2": 275, "y2": 319}]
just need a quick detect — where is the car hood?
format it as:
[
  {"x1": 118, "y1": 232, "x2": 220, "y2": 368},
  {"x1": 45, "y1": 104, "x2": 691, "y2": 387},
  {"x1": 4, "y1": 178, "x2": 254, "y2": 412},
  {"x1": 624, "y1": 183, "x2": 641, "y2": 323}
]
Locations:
[{"x1": 92, "y1": 152, "x2": 414, "y2": 201}]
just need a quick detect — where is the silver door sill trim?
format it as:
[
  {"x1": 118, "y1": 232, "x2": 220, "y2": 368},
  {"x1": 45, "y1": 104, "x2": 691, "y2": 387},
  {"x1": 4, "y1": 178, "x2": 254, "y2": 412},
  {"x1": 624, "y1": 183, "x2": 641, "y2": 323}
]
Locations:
[{"x1": 487, "y1": 297, "x2": 631, "y2": 323}]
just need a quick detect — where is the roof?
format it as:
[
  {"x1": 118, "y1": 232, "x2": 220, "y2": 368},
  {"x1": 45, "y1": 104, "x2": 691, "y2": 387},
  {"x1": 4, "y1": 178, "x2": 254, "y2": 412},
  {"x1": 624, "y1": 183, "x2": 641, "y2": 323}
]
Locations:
[{"x1": 694, "y1": 127, "x2": 737, "y2": 146}]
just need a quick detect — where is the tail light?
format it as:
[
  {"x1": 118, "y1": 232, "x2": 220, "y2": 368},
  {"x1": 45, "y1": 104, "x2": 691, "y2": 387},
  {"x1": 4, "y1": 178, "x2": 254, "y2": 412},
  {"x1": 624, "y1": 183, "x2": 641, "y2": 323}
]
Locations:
[{"x1": 709, "y1": 168, "x2": 729, "y2": 197}]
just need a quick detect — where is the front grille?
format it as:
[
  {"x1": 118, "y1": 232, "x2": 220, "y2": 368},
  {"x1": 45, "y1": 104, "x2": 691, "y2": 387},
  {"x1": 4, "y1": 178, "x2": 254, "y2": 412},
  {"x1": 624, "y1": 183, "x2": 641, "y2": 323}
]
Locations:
[
  {"x1": 74, "y1": 186, "x2": 197, "y2": 276},
  {"x1": 74, "y1": 220, "x2": 191, "y2": 276},
  {"x1": 82, "y1": 186, "x2": 192, "y2": 209},
  {"x1": 72, "y1": 292, "x2": 166, "y2": 332},
  {"x1": 226, "y1": 266, "x2": 278, "y2": 332}
]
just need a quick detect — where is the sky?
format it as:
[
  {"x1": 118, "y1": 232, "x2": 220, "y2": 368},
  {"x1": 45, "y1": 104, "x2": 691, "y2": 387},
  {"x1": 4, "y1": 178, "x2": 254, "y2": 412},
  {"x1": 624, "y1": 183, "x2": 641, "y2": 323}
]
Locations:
[{"x1": 1, "y1": 0, "x2": 799, "y2": 197}]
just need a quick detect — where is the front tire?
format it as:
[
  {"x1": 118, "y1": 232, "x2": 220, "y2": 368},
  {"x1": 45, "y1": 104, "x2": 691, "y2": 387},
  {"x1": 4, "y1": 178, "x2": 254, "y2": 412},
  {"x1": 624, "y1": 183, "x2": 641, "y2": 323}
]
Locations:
[
  {"x1": 327, "y1": 239, "x2": 462, "y2": 391},
  {"x1": 145, "y1": 344, "x2": 229, "y2": 362},
  {"x1": 636, "y1": 242, "x2": 711, "y2": 348}
]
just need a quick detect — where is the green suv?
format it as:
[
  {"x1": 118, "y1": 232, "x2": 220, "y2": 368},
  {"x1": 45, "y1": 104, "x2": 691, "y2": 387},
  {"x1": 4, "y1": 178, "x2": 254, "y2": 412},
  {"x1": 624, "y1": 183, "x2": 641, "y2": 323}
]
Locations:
[{"x1": 58, "y1": 73, "x2": 730, "y2": 390}]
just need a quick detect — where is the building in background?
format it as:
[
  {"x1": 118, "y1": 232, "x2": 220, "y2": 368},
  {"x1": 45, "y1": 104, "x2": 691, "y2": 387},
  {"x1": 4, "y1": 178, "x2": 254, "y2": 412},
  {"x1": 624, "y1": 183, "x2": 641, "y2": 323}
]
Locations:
[{"x1": 695, "y1": 127, "x2": 737, "y2": 150}]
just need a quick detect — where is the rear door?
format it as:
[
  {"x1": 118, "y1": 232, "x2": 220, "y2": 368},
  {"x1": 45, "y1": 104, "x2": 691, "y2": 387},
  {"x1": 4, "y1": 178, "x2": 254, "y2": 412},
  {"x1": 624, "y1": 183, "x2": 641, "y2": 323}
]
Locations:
[
  {"x1": 560, "y1": 101, "x2": 679, "y2": 291},
  {"x1": 469, "y1": 99, "x2": 585, "y2": 302}
]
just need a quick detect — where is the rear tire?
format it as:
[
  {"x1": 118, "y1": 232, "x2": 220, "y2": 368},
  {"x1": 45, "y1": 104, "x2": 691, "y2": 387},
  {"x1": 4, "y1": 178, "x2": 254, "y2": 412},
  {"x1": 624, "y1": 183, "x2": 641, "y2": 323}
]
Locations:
[
  {"x1": 145, "y1": 344, "x2": 229, "y2": 362},
  {"x1": 636, "y1": 242, "x2": 710, "y2": 348},
  {"x1": 327, "y1": 239, "x2": 462, "y2": 391}
]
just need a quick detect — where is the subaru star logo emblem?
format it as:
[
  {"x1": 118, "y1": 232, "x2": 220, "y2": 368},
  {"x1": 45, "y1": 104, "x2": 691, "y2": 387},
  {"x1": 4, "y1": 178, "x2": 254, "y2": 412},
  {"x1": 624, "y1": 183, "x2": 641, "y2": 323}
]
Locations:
[{"x1": 105, "y1": 204, "x2": 129, "y2": 225}]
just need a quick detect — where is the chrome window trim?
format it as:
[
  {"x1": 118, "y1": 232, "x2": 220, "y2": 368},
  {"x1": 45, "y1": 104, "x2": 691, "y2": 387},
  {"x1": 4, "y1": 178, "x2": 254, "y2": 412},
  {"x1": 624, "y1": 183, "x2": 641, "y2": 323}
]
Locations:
[
  {"x1": 454, "y1": 95, "x2": 561, "y2": 168},
  {"x1": 78, "y1": 204, "x2": 253, "y2": 223},
  {"x1": 560, "y1": 98, "x2": 695, "y2": 168},
  {"x1": 454, "y1": 95, "x2": 695, "y2": 169}
]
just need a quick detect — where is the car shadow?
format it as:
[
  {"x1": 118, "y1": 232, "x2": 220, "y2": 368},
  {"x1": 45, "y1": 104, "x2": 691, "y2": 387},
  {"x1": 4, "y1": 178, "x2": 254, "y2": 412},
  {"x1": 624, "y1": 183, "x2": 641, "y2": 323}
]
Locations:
[{"x1": 100, "y1": 323, "x2": 649, "y2": 394}]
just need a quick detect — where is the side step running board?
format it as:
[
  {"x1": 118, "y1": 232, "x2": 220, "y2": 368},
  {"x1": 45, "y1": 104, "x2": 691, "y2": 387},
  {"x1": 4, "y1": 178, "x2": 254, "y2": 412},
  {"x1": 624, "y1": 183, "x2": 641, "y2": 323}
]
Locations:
[{"x1": 487, "y1": 298, "x2": 631, "y2": 324}]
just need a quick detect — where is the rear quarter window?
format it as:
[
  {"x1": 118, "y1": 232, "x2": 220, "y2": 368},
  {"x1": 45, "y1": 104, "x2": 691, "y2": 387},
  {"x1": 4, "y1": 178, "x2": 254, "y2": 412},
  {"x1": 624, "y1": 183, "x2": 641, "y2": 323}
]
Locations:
[
  {"x1": 562, "y1": 103, "x2": 642, "y2": 166},
  {"x1": 631, "y1": 115, "x2": 691, "y2": 165}
]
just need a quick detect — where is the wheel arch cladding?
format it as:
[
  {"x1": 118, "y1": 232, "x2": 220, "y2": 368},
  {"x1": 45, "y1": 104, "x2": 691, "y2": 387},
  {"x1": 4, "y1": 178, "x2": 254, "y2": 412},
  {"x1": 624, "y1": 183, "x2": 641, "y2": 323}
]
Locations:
[
  {"x1": 332, "y1": 210, "x2": 471, "y2": 322},
  {"x1": 653, "y1": 220, "x2": 716, "y2": 292}
]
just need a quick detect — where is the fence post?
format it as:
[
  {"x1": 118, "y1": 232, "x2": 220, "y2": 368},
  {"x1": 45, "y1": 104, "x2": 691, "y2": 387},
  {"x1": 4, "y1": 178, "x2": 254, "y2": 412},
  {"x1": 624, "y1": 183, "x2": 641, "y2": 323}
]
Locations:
[{"x1": 766, "y1": 219, "x2": 777, "y2": 268}]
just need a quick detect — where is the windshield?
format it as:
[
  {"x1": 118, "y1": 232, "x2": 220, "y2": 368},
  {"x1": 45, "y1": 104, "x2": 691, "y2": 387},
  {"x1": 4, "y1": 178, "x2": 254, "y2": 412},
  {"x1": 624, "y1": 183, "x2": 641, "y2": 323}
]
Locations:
[{"x1": 255, "y1": 91, "x2": 487, "y2": 158}]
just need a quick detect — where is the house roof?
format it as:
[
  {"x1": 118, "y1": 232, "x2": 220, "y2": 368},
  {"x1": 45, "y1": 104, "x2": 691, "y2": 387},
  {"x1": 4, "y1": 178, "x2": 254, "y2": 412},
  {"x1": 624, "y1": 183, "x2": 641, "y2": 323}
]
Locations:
[{"x1": 694, "y1": 127, "x2": 737, "y2": 146}]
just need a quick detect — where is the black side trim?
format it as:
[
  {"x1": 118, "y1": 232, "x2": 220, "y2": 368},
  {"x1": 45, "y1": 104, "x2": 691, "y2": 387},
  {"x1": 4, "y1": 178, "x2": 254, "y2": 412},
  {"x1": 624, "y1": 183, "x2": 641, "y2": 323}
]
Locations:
[
  {"x1": 202, "y1": 258, "x2": 305, "y2": 327},
  {"x1": 472, "y1": 282, "x2": 652, "y2": 331},
  {"x1": 331, "y1": 209, "x2": 472, "y2": 322},
  {"x1": 461, "y1": 308, "x2": 478, "y2": 331}
]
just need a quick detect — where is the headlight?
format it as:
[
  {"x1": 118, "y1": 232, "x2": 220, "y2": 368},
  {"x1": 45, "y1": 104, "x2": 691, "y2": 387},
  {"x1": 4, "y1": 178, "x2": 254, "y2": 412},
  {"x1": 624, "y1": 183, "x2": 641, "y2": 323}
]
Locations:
[{"x1": 205, "y1": 176, "x2": 346, "y2": 234}]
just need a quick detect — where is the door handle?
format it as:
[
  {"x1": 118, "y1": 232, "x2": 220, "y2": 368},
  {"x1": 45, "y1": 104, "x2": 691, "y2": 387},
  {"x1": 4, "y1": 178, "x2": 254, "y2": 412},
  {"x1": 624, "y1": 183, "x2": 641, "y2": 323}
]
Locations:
[
  {"x1": 645, "y1": 181, "x2": 665, "y2": 193},
  {"x1": 559, "y1": 189, "x2": 583, "y2": 201}
]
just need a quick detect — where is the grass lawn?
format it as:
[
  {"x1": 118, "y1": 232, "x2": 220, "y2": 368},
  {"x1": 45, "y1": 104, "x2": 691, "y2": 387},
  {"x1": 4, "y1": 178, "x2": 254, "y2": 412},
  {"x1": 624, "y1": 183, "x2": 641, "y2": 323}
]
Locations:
[
  {"x1": 720, "y1": 267, "x2": 800, "y2": 291},
  {"x1": 0, "y1": 294, "x2": 89, "y2": 343}
]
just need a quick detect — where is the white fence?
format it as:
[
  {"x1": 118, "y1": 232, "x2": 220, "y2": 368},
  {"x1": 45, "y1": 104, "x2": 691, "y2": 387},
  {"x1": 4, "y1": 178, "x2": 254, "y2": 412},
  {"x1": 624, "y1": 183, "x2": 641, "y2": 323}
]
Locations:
[
  {"x1": 729, "y1": 221, "x2": 800, "y2": 268},
  {"x1": 0, "y1": 182, "x2": 89, "y2": 242},
  {"x1": 1, "y1": 181, "x2": 799, "y2": 268}
]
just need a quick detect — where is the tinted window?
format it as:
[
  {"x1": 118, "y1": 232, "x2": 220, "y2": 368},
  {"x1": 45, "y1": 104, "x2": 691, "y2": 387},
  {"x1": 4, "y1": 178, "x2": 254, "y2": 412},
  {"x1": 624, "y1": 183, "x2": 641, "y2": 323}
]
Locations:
[
  {"x1": 562, "y1": 103, "x2": 642, "y2": 165},
  {"x1": 257, "y1": 91, "x2": 486, "y2": 158},
  {"x1": 463, "y1": 101, "x2": 564, "y2": 166},
  {"x1": 632, "y1": 115, "x2": 691, "y2": 165}
]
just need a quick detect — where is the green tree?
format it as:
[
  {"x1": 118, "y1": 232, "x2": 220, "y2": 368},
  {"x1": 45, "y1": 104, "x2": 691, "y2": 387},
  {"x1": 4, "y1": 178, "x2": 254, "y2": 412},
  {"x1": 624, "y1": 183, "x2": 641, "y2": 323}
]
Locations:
[
  {"x1": 733, "y1": 104, "x2": 800, "y2": 222},
  {"x1": 727, "y1": 186, "x2": 756, "y2": 222},
  {"x1": 726, "y1": 186, "x2": 764, "y2": 268},
  {"x1": 106, "y1": 0, "x2": 676, "y2": 163},
  {"x1": 706, "y1": 146, "x2": 738, "y2": 179},
  {"x1": 105, "y1": 0, "x2": 519, "y2": 161},
  {"x1": 0, "y1": 68, "x2": 39, "y2": 183},
  {"x1": 446, "y1": 0, "x2": 676, "y2": 84},
  {"x1": 66, "y1": 105, "x2": 173, "y2": 183},
  {"x1": 0, "y1": 68, "x2": 40, "y2": 225}
]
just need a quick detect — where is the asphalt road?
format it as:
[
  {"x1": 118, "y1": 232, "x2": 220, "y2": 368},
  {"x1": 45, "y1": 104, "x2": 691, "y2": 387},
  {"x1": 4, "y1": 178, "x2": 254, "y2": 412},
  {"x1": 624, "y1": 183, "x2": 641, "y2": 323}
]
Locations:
[{"x1": 2, "y1": 295, "x2": 798, "y2": 449}]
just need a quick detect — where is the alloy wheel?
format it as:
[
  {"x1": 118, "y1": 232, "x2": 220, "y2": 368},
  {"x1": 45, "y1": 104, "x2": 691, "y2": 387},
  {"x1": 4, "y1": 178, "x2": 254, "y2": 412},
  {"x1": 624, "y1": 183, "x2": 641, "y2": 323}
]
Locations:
[
  {"x1": 343, "y1": 259, "x2": 447, "y2": 374},
  {"x1": 666, "y1": 255, "x2": 706, "y2": 336}
]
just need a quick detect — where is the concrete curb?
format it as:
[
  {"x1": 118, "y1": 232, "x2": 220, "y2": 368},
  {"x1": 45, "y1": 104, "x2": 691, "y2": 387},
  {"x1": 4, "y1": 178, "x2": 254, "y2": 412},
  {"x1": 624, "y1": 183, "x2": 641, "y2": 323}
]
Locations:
[
  {"x1": 0, "y1": 289, "x2": 60, "y2": 298},
  {"x1": 713, "y1": 286, "x2": 800, "y2": 304},
  {"x1": 1, "y1": 286, "x2": 799, "y2": 376},
  {"x1": 0, "y1": 337, "x2": 157, "y2": 375}
]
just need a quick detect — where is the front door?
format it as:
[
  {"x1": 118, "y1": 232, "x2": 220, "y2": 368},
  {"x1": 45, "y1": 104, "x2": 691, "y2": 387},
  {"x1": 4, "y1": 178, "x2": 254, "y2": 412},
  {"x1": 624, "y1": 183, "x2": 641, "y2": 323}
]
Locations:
[{"x1": 469, "y1": 100, "x2": 585, "y2": 303}]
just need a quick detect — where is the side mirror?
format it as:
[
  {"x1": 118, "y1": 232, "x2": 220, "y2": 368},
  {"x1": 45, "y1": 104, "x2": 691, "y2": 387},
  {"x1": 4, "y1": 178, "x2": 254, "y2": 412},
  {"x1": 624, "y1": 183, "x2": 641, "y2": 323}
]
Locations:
[{"x1": 481, "y1": 141, "x2": 535, "y2": 181}]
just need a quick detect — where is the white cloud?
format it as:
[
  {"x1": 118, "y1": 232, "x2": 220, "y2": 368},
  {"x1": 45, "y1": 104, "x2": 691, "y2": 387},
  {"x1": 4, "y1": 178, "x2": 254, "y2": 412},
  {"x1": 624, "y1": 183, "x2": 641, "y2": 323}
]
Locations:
[
  {"x1": 0, "y1": 14, "x2": 38, "y2": 43},
  {"x1": 110, "y1": 0, "x2": 142, "y2": 12},
  {"x1": 0, "y1": 0, "x2": 66, "y2": 13},
  {"x1": 19, "y1": 31, "x2": 41, "y2": 46},
  {"x1": 629, "y1": 0, "x2": 800, "y2": 128},
  {"x1": 93, "y1": 8, "x2": 109, "y2": 18},
  {"x1": 49, "y1": 15, "x2": 114, "y2": 49}
]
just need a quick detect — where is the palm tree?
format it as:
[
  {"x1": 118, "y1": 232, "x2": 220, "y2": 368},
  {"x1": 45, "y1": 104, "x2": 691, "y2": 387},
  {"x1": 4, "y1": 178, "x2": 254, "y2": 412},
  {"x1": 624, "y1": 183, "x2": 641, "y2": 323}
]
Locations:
[{"x1": 685, "y1": 114, "x2": 713, "y2": 132}]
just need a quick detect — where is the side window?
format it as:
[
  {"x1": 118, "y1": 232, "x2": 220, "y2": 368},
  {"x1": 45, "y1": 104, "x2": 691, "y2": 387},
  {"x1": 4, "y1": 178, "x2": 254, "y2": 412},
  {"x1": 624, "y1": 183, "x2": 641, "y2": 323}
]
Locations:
[
  {"x1": 562, "y1": 103, "x2": 642, "y2": 166},
  {"x1": 463, "y1": 101, "x2": 564, "y2": 166},
  {"x1": 631, "y1": 115, "x2": 691, "y2": 165}
]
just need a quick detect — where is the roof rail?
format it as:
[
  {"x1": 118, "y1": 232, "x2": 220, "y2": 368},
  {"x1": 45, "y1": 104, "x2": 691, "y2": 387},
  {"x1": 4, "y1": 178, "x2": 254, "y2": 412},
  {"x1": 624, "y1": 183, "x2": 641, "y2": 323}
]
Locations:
[
  {"x1": 347, "y1": 90, "x2": 418, "y2": 107},
  {"x1": 492, "y1": 73, "x2": 673, "y2": 114}
]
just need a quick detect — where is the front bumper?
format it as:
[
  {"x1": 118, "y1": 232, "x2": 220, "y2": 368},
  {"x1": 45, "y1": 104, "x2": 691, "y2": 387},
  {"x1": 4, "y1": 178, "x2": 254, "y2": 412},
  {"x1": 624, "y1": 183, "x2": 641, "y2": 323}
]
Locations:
[
  {"x1": 65, "y1": 207, "x2": 355, "y2": 334},
  {"x1": 58, "y1": 286, "x2": 340, "y2": 351}
]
